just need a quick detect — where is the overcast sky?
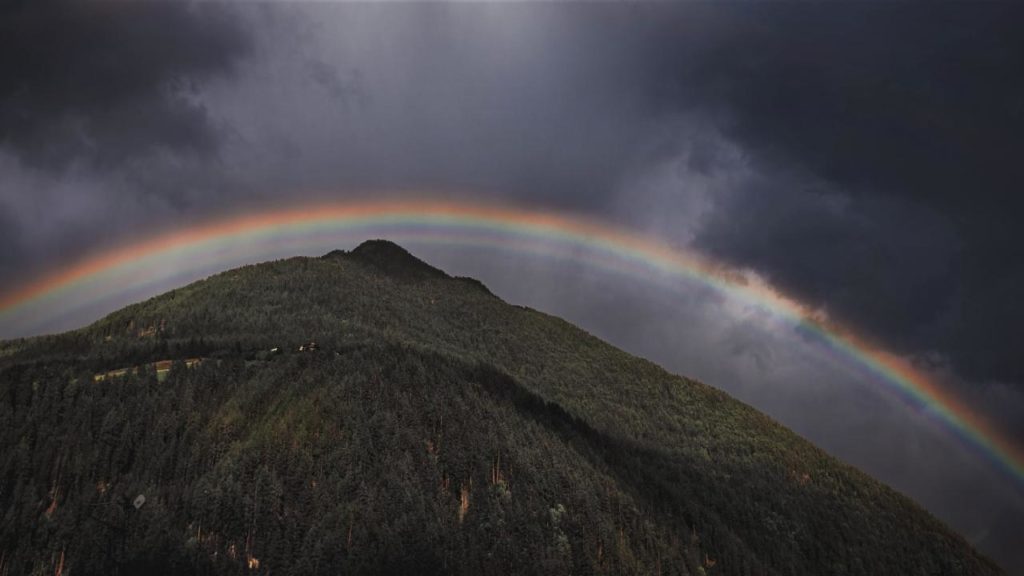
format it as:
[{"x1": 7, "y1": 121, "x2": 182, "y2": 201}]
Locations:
[{"x1": 2, "y1": 1, "x2": 1023, "y2": 571}]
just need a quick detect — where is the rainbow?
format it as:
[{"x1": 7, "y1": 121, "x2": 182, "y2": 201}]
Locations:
[{"x1": 1, "y1": 199, "x2": 1021, "y2": 485}]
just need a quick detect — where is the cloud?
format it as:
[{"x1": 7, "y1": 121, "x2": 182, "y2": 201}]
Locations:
[
  {"x1": 695, "y1": 172, "x2": 963, "y2": 355},
  {"x1": 0, "y1": 0, "x2": 254, "y2": 294},
  {"x1": 5, "y1": 3, "x2": 1022, "y2": 386},
  {"x1": 0, "y1": 0, "x2": 251, "y2": 170},
  {"x1": 659, "y1": 3, "x2": 1024, "y2": 383}
]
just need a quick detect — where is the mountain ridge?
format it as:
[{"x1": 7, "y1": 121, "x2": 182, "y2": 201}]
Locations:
[{"x1": 0, "y1": 240, "x2": 1003, "y2": 575}]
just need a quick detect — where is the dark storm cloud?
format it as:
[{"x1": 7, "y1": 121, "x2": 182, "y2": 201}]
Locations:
[
  {"x1": 2, "y1": 1, "x2": 1020, "y2": 387},
  {"x1": 218, "y1": 2, "x2": 668, "y2": 210},
  {"x1": 697, "y1": 173, "x2": 963, "y2": 356},
  {"x1": 656, "y1": 3, "x2": 1024, "y2": 383},
  {"x1": 0, "y1": 0, "x2": 250, "y2": 169},
  {"x1": 0, "y1": 205, "x2": 24, "y2": 280},
  {"x1": 0, "y1": 0, "x2": 253, "y2": 301},
  {"x1": 1, "y1": 1, "x2": 1020, "y2": 390}
]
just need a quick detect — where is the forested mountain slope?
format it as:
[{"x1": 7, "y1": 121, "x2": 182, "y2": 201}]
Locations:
[{"x1": 0, "y1": 241, "x2": 1002, "y2": 575}]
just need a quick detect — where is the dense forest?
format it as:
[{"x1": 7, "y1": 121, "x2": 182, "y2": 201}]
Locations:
[{"x1": 0, "y1": 240, "x2": 1002, "y2": 575}]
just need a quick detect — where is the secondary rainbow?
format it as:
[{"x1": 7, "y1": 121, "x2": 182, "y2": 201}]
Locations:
[{"x1": 2, "y1": 199, "x2": 1021, "y2": 486}]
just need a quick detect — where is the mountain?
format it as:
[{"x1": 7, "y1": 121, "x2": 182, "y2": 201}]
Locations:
[{"x1": 0, "y1": 240, "x2": 1002, "y2": 575}]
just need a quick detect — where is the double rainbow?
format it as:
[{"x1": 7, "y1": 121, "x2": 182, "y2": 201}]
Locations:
[{"x1": 1, "y1": 199, "x2": 1021, "y2": 486}]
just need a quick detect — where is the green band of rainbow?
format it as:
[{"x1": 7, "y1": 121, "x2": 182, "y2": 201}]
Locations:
[{"x1": 2, "y1": 199, "x2": 1021, "y2": 486}]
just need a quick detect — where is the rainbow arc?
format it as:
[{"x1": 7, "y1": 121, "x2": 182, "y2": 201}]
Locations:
[{"x1": 1, "y1": 199, "x2": 1020, "y2": 485}]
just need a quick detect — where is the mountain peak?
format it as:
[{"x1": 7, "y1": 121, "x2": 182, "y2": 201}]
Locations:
[
  {"x1": 0, "y1": 245, "x2": 1004, "y2": 575},
  {"x1": 332, "y1": 239, "x2": 448, "y2": 282},
  {"x1": 350, "y1": 238, "x2": 415, "y2": 258}
]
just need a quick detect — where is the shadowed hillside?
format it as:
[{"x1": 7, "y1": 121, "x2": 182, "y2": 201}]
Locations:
[{"x1": 0, "y1": 241, "x2": 1002, "y2": 575}]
